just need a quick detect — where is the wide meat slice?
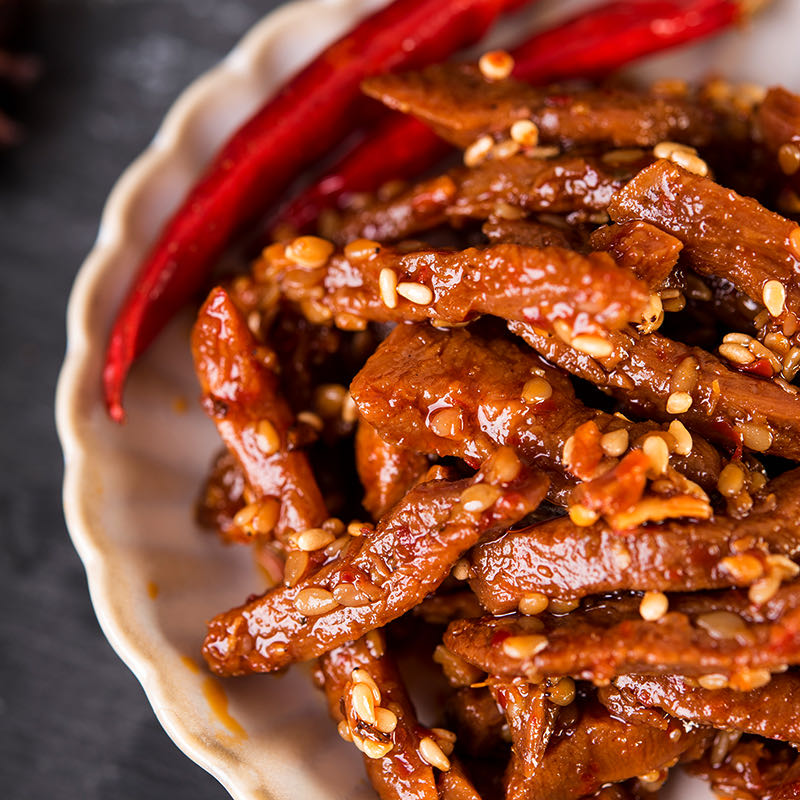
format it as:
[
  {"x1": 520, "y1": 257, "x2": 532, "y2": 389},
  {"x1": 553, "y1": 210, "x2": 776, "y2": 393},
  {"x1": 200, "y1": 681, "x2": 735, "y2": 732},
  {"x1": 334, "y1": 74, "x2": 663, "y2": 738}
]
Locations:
[
  {"x1": 511, "y1": 319, "x2": 800, "y2": 461},
  {"x1": 257, "y1": 239, "x2": 648, "y2": 336},
  {"x1": 355, "y1": 419, "x2": 429, "y2": 520},
  {"x1": 503, "y1": 698, "x2": 710, "y2": 800},
  {"x1": 608, "y1": 160, "x2": 800, "y2": 330},
  {"x1": 444, "y1": 581, "x2": 800, "y2": 685},
  {"x1": 469, "y1": 467, "x2": 800, "y2": 610},
  {"x1": 614, "y1": 672, "x2": 800, "y2": 745},
  {"x1": 203, "y1": 455, "x2": 547, "y2": 675},
  {"x1": 318, "y1": 632, "x2": 441, "y2": 800},
  {"x1": 192, "y1": 287, "x2": 327, "y2": 541},
  {"x1": 362, "y1": 64, "x2": 715, "y2": 150},
  {"x1": 336, "y1": 154, "x2": 632, "y2": 243},
  {"x1": 351, "y1": 323, "x2": 721, "y2": 493}
]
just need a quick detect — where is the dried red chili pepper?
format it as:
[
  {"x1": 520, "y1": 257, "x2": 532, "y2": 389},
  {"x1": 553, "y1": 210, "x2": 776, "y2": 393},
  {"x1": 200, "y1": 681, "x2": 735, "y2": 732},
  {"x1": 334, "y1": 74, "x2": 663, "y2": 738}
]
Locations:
[
  {"x1": 103, "y1": 0, "x2": 521, "y2": 422},
  {"x1": 272, "y1": 0, "x2": 765, "y2": 235}
]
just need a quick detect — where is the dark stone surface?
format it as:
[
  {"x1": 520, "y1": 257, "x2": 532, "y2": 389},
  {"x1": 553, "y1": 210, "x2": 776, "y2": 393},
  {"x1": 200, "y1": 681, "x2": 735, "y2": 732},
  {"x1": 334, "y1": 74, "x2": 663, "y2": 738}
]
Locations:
[{"x1": 0, "y1": 2, "x2": 276, "y2": 797}]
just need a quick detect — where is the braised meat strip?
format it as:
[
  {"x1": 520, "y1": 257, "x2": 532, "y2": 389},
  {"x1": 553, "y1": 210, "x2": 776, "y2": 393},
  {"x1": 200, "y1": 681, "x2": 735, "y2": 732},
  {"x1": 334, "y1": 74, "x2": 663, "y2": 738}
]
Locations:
[
  {"x1": 503, "y1": 698, "x2": 710, "y2": 800},
  {"x1": 468, "y1": 467, "x2": 800, "y2": 610},
  {"x1": 336, "y1": 154, "x2": 634, "y2": 243},
  {"x1": 608, "y1": 159, "x2": 800, "y2": 331},
  {"x1": 192, "y1": 287, "x2": 328, "y2": 541},
  {"x1": 444, "y1": 582, "x2": 800, "y2": 685},
  {"x1": 362, "y1": 64, "x2": 715, "y2": 151},
  {"x1": 318, "y1": 632, "x2": 443, "y2": 799},
  {"x1": 351, "y1": 323, "x2": 721, "y2": 495},
  {"x1": 257, "y1": 239, "x2": 648, "y2": 335},
  {"x1": 614, "y1": 673, "x2": 800, "y2": 745},
  {"x1": 203, "y1": 453, "x2": 547, "y2": 675},
  {"x1": 511, "y1": 320, "x2": 800, "y2": 461}
]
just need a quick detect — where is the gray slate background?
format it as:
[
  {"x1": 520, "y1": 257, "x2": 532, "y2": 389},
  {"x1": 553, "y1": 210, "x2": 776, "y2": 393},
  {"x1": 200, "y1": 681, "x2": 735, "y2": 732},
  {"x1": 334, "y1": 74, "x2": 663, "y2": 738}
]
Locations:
[{"x1": 1, "y1": 2, "x2": 277, "y2": 797}]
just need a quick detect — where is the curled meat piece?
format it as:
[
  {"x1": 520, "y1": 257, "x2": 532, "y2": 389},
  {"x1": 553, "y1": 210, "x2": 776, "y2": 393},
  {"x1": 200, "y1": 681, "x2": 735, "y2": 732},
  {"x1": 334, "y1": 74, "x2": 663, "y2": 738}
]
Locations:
[
  {"x1": 758, "y1": 87, "x2": 800, "y2": 202},
  {"x1": 362, "y1": 64, "x2": 715, "y2": 150},
  {"x1": 468, "y1": 467, "x2": 800, "y2": 610},
  {"x1": 355, "y1": 419, "x2": 429, "y2": 520},
  {"x1": 257, "y1": 239, "x2": 648, "y2": 335},
  {"x1": 490, "y1": 681, "x2": 556, "y2": 779},
  {"x1": 688, "y1": 738, "x2": 800, "y2": 800},
  {"x1": 191, "y1": 287, "x2": 327, "y2": 541},
  {"x1": 615, "y1": 672, "x2": 800, "y2": 745},
  {"x1": 503, "y1": 698, "x2": 710, "y2": 800},
  {"x1": 444, "y1": 582, "x2": 800, "y2": 685},
  {"x1": 511, "y1": 319, "x2": 800, "y2": 461},
  {"x1": 608, "y1": 160, "x2": 800, "y2": 333},
  {"x1": 351, "y1": 322, "x2": 721, "y2": 496},
  {"x1": 589, "y1": 221, "x2": 683, "y2": 289},
  {"x1": 336, "y1": 154, "x2": 633, "y2": 243},
  {"x1": 203, "y1": 454, "x2": 547, "y2": 675}
]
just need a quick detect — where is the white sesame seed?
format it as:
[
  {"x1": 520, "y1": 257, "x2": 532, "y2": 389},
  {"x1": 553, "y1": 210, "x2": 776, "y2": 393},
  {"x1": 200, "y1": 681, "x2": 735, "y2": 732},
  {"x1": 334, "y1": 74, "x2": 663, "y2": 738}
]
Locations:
[
  {"x1": 351, "y1": 682, "x2": 377, "y2": 725},
  {"x1": 571, "y1": 334, "x2": 613, "y2": 358},
  {"x1": 293, "y1": 586, "x2": 339, "y2": 616},
  {"x1": 521, "y1": 376, "x2": 553, "y2": 404},
  {"x1": 502, "y1": 634, "x2": 548, "y2": 659},
  {"x1": 568, "y1": 503, "x2": 599, "y2": 527},
  {"x1": 510, "y1": 119, "x2": 539, "y2": 147},
  {"x1": 285, "y1": 235, "x2": 334, "y2": 268},
  {"x1": 296, "y1": 527, "x2": 335, "y2": 552},
  {"x1": 460, "y1": 483, "x2": 501, "y2": 513},
  {"x1": 518, "y1": 592, "x2": 549, "y2": 616},
  {"x1": 362, "y1": 738, "x2": 393, "y2": 759},
  {"x1": 763, "y1": 280, "x2": 787, "y2": 317},
  {"x1": 642, "y1": 435, "x2": 670, "y2": 475},
  {"x1": 464, "y1": 135, "x2": 494, "y2": 168},
  {"x1": 600, "y1": 428, "x2": 629, "y2": 458},
  {"x1": 670, "y1": 149, "x2": 709, "y2": 176},
  {"x1": 419, "y1": 736, "x2": 451, "y2": 771},
  {"x1": 639, "y1": 590, "x2": 669, "y2": 621},
  {"x1": 668, "y1": 420, "x2": 693, "y2": 456},
  {"x1": 374, "y1": 707, "x2": 398, "y2": 734},
  {"x1": 344, "y1": 238, "x2": 381, "y2": 260},
  {"x1": 548, "y1": 677, "x2": 575, "y2": 706},
  {"x1": 352, "y1": 668, "x2": 382, "y2": 704},
  {"x1": 738, "y1": 421, "x2": 773, "y2": 453},
  {"x1": 718, "y1": 463, "x2": 745, "y2": 497},
  {"x1": 254, "y1": 419, "x2": 280, "y2": 455},
  {"x1": 396, "y1": 281, "x2": 434, "y2": 305},
  {"x1": 666, "y1": 391, "x2": 693, "y2": 414},
  {"x1": 478, "y1": 50, "x2": 514, "y2": 81},
  {"x1": 698, "y1": 674, "x2": 729, "y2": 690},
  {"x1": 379, "y1": 268, "x2": 398, "y2": 309},
  {"x1": 719, "y1": 342, "x2": 754, "y2": 365}
]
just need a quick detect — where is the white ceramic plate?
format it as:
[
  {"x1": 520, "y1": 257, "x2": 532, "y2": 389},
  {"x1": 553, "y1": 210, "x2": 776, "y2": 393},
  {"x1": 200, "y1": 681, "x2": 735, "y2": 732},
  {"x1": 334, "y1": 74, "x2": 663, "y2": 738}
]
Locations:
[{"x1": 56, "y1": 1, "x2": 800, "y2": 798}]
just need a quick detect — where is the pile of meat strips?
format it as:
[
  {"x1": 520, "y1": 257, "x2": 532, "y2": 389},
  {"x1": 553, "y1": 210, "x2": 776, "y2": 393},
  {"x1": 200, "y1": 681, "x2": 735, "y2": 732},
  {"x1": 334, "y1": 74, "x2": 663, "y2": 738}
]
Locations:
[{"x1": 192, "y1": 58, "x2": 800, "y2": 800}]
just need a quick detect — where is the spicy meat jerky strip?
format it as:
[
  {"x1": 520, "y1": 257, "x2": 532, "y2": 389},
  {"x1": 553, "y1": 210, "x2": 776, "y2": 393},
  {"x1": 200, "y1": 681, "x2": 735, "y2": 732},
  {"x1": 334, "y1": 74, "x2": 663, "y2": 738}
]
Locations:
[
  {"x1": 203, "y1": 453, "x2": 547, "y2": 675},
  {"x1": 608, "y1": 159, "x2": 800, "y2": 331},
  {"x1": 362, "y1": 64, "x2": 715, "y2": 151},
  {"x1": 511, "y1": 319, "x2": 800, "y2": 461},
  {"x1": 468, "y1": 467, "x2": 800, "y2": 610},
  {"x1": 356, "y1": 419, "x2": 429, "y2": 520},
  {"x1": 443, "y1": 581, "x2": 800, "y2": 685},
  {"x1": 503, "y1": 698, "x2": 710, "y2": 800},
  {"x1": 318, "y1": 632, "x2": 441, "y2": 800},
  {"x1": 350, "y1": 322, "x2": 721, "y2": 491},
  {"x1": 335, "y1": 154, "x2": 633, "y2": 243},
  {"x1": 481, "y1": 216, "x2": 584, "y2": 249},
  {"x1": 614, "y1": 673, "x2": 800, "y2": 745},
  {"x1": 192, "y1": 287, "x2": 328, "y2": 541},
  {"x1": 256, "y1": 238, "x2": 648, "y2": 335}
]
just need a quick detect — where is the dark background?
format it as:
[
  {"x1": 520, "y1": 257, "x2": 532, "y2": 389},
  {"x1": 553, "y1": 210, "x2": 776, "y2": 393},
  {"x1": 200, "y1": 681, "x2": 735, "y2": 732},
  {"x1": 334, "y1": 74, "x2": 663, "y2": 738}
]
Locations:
[{"x1": 0, "y1": 2, "x2": 274, "y2": 797}]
